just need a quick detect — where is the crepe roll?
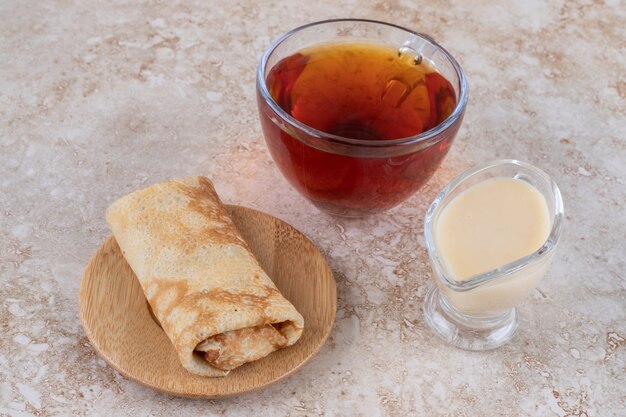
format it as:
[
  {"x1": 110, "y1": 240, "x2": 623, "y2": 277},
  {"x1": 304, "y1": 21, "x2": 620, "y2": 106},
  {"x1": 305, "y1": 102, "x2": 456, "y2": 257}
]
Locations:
[{"x1": 106, "y1": 177, "x2": 304, "y2": 376}]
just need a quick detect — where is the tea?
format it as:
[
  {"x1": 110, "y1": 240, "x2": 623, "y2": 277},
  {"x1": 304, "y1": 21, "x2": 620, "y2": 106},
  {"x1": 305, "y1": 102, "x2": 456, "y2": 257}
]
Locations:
[
  {"x1": 258, "y1": 41, "x2": 460, "y2": 215},
  {"x1": 267, "y1": 42, "x2": 456, "y2": 140}
]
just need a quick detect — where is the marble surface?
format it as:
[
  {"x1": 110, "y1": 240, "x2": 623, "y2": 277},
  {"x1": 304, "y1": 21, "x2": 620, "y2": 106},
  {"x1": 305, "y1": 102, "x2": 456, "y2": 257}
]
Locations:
[{"x1": 1, "y1": 0, "x2": 624, "y2": 415}]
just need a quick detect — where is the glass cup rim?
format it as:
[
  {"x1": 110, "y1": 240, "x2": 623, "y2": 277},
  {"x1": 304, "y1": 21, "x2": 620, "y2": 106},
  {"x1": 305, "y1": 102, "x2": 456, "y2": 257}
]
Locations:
[
  {"x1": 423, "y1": 159, "x2": 565, "y2": 291},
  {"x1": 256, "y1": 18, "x2": 469, "y2": 149}
]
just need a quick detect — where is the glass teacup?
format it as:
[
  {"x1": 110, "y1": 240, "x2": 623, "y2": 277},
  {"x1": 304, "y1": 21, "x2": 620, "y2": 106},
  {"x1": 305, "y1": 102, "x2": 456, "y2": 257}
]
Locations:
[
  {"x1": 422, "y1": 160, "x2": 564, "y2": 350},
  {"x1": 256, "y1": 19, "x2": 468, "y2": 217}
]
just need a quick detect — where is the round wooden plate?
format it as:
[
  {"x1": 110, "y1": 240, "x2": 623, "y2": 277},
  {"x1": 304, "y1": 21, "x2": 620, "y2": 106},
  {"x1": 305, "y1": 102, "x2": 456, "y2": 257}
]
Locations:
[{"x1": 78, "y1": 205, "x2": 336, "y2": 398}]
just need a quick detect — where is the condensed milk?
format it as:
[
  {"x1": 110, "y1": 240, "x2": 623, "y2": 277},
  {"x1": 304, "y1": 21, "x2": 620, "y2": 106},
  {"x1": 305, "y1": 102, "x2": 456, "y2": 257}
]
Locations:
[{"x1": 435, "y1": 177, "x2": 551, "y2": 282}]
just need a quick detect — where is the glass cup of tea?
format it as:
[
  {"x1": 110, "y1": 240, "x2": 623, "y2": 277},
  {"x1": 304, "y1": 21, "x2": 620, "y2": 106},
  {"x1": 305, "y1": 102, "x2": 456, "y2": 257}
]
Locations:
[
  {"x1": 256, "y1": 19, "x2": 469, "y2": 217},
  {"x1": 422, "y1": 160, "x2": 565, "y2": 350}
]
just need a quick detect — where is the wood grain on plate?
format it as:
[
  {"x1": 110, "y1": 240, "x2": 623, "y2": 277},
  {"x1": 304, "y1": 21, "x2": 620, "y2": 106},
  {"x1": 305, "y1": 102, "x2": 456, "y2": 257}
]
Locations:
[{"x1": 78, "y1": 205, "x2": 337, "y2": 398}]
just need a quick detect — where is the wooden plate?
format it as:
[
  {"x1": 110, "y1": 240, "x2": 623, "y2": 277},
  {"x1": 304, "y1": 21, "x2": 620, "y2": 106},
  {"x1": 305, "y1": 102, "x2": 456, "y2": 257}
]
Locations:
[{"x1": 78, "y1": 205, "x2": 336, "y2": 398}]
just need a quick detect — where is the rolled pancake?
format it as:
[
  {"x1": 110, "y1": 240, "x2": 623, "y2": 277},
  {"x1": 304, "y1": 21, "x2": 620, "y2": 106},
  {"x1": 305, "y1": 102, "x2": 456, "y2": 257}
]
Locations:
[{"x1": 106, "y1": 176, "x2": 304, "y2": 376}]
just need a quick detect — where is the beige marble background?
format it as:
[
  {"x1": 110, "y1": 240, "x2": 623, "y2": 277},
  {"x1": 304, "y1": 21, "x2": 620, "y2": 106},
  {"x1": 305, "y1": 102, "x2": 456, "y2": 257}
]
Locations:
[{"x1": 1, "y1": 0, "x2": 625, "y2": 416}]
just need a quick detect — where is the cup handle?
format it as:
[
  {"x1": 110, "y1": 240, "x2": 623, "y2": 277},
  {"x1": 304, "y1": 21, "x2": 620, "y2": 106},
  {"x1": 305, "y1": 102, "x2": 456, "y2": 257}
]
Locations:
[{"x1": 415, "y1": 32, "x2": 436, "y2": 44}]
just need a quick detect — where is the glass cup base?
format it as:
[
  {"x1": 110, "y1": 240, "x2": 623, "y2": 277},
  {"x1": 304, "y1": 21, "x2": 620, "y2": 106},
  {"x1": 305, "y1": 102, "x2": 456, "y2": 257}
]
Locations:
[
  {"x1": 423, "y1": 285, "x2": 519, "y2": 351},
  {"x1": 310, "y1": 200, "x2": 387, "y2": 218}
]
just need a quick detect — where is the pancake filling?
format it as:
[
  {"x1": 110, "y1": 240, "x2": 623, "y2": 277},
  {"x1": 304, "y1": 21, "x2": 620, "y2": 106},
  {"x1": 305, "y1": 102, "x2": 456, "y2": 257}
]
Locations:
[{"x1": 195, "y1": 323, "x2": 289, "y2": 370}]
